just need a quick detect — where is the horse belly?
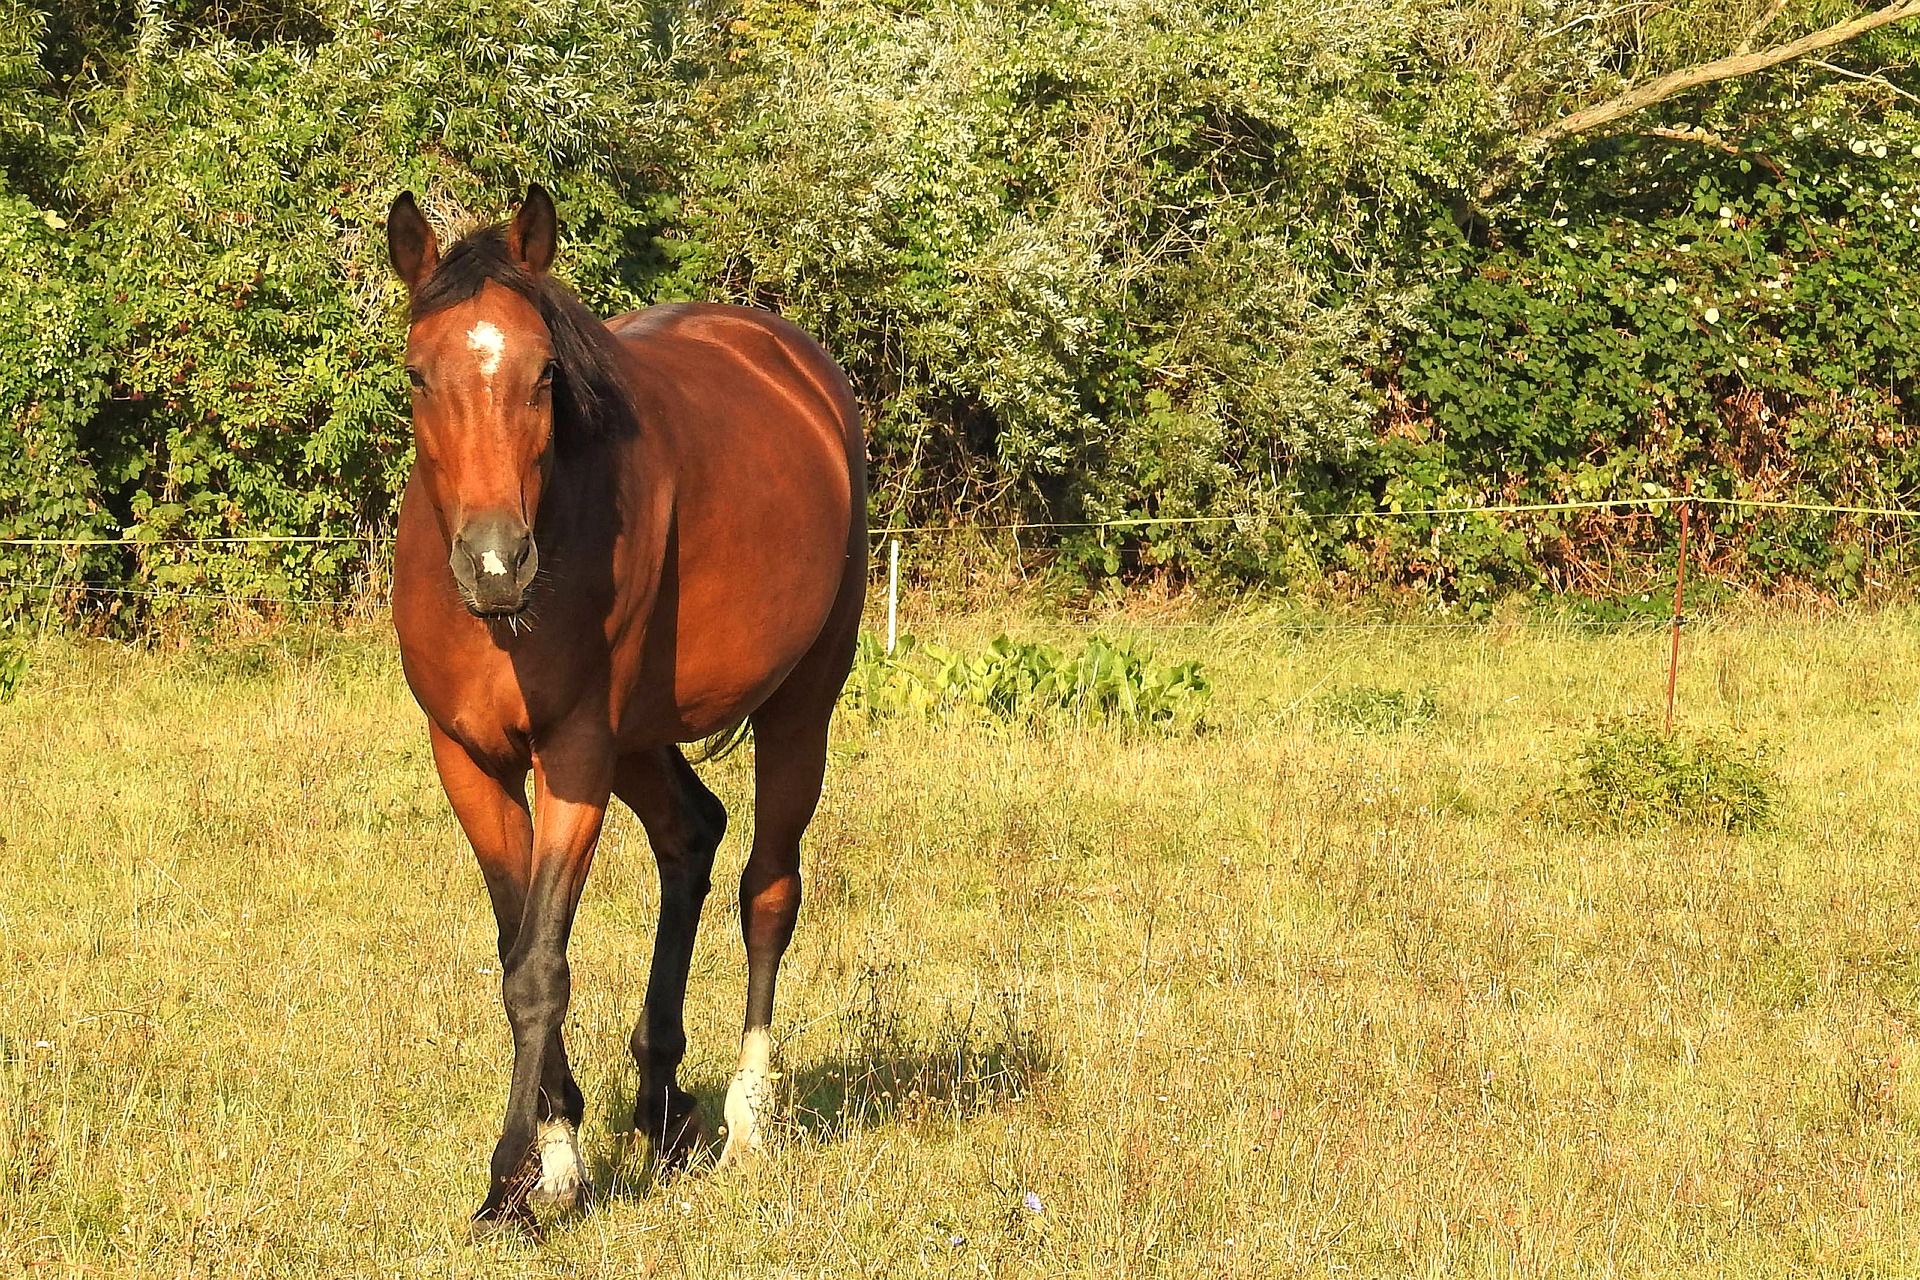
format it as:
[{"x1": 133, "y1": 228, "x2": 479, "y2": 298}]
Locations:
[
  {"x1": 630, "y1": 471, "x2": 851, "y2": 743},
  {"x1": 613, "y1": 308, "x2": 862, "y2": 746},
  {"x1": 666, "y1": 580, "x2": 842, "y2": 737}
]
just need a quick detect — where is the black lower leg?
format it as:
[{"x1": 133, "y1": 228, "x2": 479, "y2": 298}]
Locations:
[
  {"x1": 622, "y1": 750, "x2": 724, "y2": 1159},
  {"x1": 478, "y1": 865, "x2": 576, "y2": 1223},
  {"x1": 632, "y1": 894, "x2": 707, "y2": 1152},
  {"x1": 632, "y1": 903, "x2": 705, "y2": 1138},
  {"x1": 631, "y1": 847, "x2": 719, "y2": 1153},
  {"x1": 740, "y1": 860, "x2": 801, "y2": 1032},
  {"x1": 540, "y1": 1035, "x2": 584, "y2": 1126}
]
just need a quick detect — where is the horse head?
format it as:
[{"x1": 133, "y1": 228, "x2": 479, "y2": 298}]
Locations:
[{"x1": 387, "y1": 186, "x2": 560, "y2": 618}]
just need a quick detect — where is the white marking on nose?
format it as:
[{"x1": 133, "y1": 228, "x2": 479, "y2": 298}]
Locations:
[
  {"x1": 480, "y1": 549, "x2": 508, "y2": 576},
  {"x1": 466, "y1": 321, "x2": 505, "y2": 378}
]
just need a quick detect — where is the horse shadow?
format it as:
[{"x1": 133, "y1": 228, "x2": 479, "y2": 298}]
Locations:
[{"x1": 582, "y1": 1013, "x2": 1051, "y2": 1202}]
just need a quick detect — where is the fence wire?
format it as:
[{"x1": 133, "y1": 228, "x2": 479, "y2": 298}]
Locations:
[
  {"x1": 3, "y1": 493, "x2": 1917, "y2": 624},
  {"x1": 5, "y1": 493, "x2": 1920, "y2": 549}
]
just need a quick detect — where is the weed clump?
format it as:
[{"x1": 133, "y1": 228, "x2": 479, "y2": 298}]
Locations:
[
  {"x1": 0, "y1": 643, "x2": 24, "y2": 703},
  {"x1": 1316, "y1": 684, "x2": 1438, "y2": 735},
  {"x1": 846, "y1": 632, "x2": 1209, "y2": 731},
  {"x1": 1552, "y1": 718, "x2": 1776, "y2": 832}
]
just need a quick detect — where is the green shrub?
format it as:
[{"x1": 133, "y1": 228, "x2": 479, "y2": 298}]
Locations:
[
  {"x1": 4, "y1": 1, "x2": 1920, "y2": 621},
  {"x1": 845, "y1": 631, "x2": 1209, "y2": 731},
  {"x1": 1316, "y1": 684, "x2": 1439, "y2": 735},
  {"x1": 844, "y1": 633, "x2": 944, "y2": 723},
  {"x1": 1552, "y1": 719, "x2": 1776, "y2": 833},
  {"x1": 0, "y1": 641, "x2": 24, "y2": 703},
  {"x1": 1, "y1": 0, "x2": 700, "y2": 621}
]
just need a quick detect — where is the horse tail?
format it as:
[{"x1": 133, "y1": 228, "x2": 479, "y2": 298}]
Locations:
[{"x1": 686, "y1": 718, "x2": 753, "y2": 765}]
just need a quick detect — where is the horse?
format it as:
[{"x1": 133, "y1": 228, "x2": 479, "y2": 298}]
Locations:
[{"x1": 383, "y1": 184, "x2": 866, "y2": 1235}]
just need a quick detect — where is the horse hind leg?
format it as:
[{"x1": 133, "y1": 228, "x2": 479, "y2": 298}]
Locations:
[
  {"x1": 719, "y1": 631, "x2": 854, "y2": 1168},
  {"x1": 717, "y1": 491, "x2": 863, "y2": 1168},
  {"x1": 619, "y1": 746, "x2": 727, "y2": 1168}
]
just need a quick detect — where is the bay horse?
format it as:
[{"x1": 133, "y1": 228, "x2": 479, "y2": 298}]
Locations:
[{"x1": 384, "y1": 185, "x2": 865, "y2": 1235}]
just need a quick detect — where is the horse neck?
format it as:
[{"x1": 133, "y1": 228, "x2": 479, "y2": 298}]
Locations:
[
  {"x1": 541, "y1": 431, "x2": 623, "y2": 545},
  {"x1": 536, "y1": 417, "x2": 667, "y2": 600}
]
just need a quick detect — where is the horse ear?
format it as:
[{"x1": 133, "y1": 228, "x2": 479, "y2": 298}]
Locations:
[
  {"x1": 386, "y1": 192, "x2": 439, "y2": 292},
  {"x1": 507, "y1": 183, "x2": 557, "y2": 275}
]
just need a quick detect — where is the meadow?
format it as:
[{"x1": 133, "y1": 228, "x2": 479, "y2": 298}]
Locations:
[{"x1": 3, "y1": 597, "x2": 1920, "y2": 1277}]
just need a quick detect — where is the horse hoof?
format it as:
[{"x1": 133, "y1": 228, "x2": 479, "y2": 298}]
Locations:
[
  {"x1": 527, "y1": 1179, "x2": 592, "y2": 1213},
  {"x1": 633, "y1": 1087, "x2": 712, "y2": 1174},
  {"x1": 469, "y1": 1203, "x2": 541, "y2": 1245},
  {"x1": 716, "y1": 1085, "x2": 771, "y2": 1170},
  {"x1": 717, "y1": 1034, "x2": 778, "y2": 1170},
  {"x1": 528, "y1": 1118, "x2": 591, "y2": 1211}
]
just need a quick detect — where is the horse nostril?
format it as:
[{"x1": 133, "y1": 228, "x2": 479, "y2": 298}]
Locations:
[{"x1": 451, "y1": 519, "x2": 533, "y2": 606}]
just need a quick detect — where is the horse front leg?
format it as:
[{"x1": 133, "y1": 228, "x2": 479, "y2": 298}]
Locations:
[
  {"x1": 474, "y1": 718, "x2": 613, "y2": 1235},
  {"x1": 615, "y1": 747, "x2": 727, "y2": 1169},
  {"x1": 429, "y1": 725, "x2": 558, "y2": 1236}
]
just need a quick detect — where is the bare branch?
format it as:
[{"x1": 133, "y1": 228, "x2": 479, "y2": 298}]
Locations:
[
  {"x1": 1807, "y1": 56, "x2": 1920, "y2": 104},
  {"x1": 1641, "y1": 124, "x2": 1743, "y2": 153},
  {"x1": 1734, "y1": 0, "x2": 1790, "y2": 56},
  {"x1": 1480, "y1": 0, "x2": 1920, "y2": 197},
  {"x1": 1640, "y1": 124, "x2": 1785, "y2": 175},
  {"x1": 1533, "y1": 0, "x2": 1920, "y2": 147}
]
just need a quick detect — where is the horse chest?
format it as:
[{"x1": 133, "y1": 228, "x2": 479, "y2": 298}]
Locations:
[{"x1": 394, "y1": 636, "x2": 522, "y2": 757}]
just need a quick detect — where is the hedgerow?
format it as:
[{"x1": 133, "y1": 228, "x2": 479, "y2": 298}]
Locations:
[
  {"x1": 2, "y1": 0, "x2": 1918, "y2": 622},
  {"x1": 1370, "y1": 74, "x2": 1920, "y2": 604}
]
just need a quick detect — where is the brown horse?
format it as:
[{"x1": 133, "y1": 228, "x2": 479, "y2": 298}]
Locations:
[{"x1": 384, "y1": 185, "x2": 865, "y2": 1234}]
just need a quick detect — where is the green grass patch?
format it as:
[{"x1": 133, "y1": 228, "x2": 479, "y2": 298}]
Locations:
[
  {"x1": 0, "y1": 642, "x2": 24, "y2": 704},
  {"x1": 1552, "y1": 718, "x2": 1777, "y2": 832},
  {"x1": 846, "y1": 631, "x2": 1209, "y2": 731},
  {"x1": 1314, "y1": 683, "x2": 1439, "y2": 734},
  {"x1": 9, "y1": 608, "x2": 1920, "y2": 1277}
]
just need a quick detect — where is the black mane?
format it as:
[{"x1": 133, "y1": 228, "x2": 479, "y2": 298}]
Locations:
[{"x1": 411, "y1": 225, "x2": 636, "y2": 444}]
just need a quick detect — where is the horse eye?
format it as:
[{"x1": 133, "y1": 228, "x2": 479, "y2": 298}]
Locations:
[
  {"x1": 535, "y1": 359, "x2": 557, "y2": 388},
  {"x1": 405, "y1": 366, "x2": 426, "y2": 391}
]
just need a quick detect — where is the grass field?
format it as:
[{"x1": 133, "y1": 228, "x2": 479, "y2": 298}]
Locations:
[{"x1": 5, "y1": 600, "x2": 1920, "y2": 1277}]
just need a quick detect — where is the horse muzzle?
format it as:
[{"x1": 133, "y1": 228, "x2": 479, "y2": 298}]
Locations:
[{"x1": 451, "y1": 515, "x2": 538, "y2": 617}]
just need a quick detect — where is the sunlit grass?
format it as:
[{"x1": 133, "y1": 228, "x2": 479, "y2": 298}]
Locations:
[{"x1": 3, "y1": 601, "x2": 1920, "y2": 1275}]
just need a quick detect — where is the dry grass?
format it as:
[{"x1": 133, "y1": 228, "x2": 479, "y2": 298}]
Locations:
[{"x1": 3, "y1": 601, "x2": 1920, "y2": 1276}]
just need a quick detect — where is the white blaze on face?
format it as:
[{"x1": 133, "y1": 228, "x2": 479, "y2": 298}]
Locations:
[
  {"x1": 479, "y1": 548, "x2": 508, "y2": 577},
  {"x1": 466, "y1": 320, "x2": 506, "y2": 397}
]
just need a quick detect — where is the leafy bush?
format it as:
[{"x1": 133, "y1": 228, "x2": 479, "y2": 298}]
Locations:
[
  {"x1": 3, "y1": 1, "x2": 1920, "y2": 621},
  {"x1": 675, "y1": 0, "x2": 1472, "y2": 558},
  {"x1": 845, "y1": 633, "x2": 944, "y2": 723},
  {"x1": 845, "y1": 631, "x2": 1209, "y2": 731},
  {"x1": 0, "y1": 0, "x2": 700, "y2": 619},
  {"x1": 1551, "y1": 718, "x2": 1776, "y2": 832},
  {"x1": 1371, "y1": 70, "x2": 1920, "y2": 603},
  {"x1": 1316, "y1": 684, "x2": 1439, "y2": 735}
]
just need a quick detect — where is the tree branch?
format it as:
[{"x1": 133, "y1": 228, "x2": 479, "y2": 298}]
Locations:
[
  {"x1": 1807, "y1": 56, "x2": 1920, "y2": 104},
  {"x1": 1479, "y1": 0, "x2": 1920, "y2": 198},
  {"x1": 1640, "y1": 124, "x2": 1785, "y2": 175},
  {"x1": 1641, "y1": 124, "x2": 1742, "y2": 154},
  {"x1": 1537, "y1": 0, "x2": 1920, "y2": 146},
  {"x1": 1734, "y1": 0, "x2": 1790, "y2": 56}
]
